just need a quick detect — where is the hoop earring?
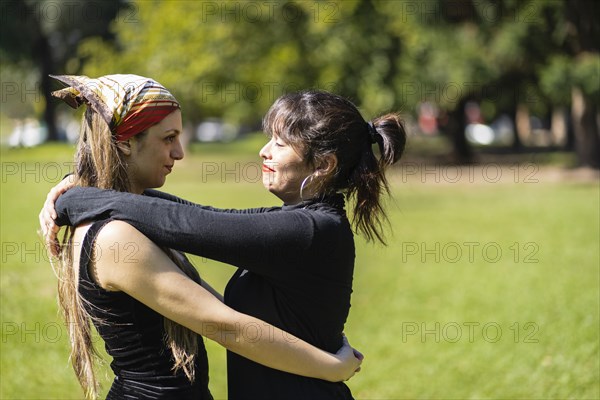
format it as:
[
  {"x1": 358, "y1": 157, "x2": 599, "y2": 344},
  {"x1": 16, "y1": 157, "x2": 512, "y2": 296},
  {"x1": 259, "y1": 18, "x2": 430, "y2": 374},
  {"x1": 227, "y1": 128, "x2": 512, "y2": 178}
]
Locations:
[{"x1": 299, "y1": 174, "x2": 314, "y2": 202}]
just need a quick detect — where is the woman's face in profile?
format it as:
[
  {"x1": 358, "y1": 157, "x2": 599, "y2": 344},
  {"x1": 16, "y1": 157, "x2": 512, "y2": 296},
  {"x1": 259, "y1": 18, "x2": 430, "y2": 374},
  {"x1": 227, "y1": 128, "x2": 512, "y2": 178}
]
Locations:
[
  {"x1": 259, "y1": 133, "x2": 313, "y2": 204},
  {"x1": 126, "y1": 109, "x2": 184, "y2": 193}
]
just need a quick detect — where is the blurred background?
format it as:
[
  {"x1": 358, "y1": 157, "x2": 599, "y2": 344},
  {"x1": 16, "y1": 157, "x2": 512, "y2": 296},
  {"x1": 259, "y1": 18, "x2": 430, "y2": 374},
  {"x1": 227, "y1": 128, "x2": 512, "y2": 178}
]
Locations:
[
  {"x1": 1, "y1": 0, "x2": 598, "y2": 399},
  {"x1": 1, "y1": 0, "x2": 599, "y2": 163}
]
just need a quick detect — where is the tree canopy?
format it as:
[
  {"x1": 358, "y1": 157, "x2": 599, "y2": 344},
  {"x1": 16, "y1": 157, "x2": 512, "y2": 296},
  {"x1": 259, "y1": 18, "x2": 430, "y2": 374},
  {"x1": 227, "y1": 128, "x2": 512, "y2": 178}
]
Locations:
[{"x1": 2, "y1": 0, "x2": 598, "y2": 165}]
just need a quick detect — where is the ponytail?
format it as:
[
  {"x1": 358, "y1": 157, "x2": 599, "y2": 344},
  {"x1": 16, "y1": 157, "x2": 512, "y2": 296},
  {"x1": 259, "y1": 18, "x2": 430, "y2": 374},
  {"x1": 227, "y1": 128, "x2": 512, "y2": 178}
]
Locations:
[{"x1": 347, "y1": 113, "x2": 406, "y2": 244}]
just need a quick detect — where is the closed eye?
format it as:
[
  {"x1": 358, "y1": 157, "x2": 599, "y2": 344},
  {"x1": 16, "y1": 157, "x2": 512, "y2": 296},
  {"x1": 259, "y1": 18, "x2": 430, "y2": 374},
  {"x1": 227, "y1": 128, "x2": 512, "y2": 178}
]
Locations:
[{"x1": 271, "y1": 135, "x2": 285, "y2": 148}]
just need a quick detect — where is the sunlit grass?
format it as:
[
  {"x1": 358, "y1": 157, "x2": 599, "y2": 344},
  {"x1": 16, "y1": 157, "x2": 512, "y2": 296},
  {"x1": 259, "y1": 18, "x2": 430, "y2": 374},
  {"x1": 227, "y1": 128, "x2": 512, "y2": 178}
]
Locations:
[{"x1": 1, "y1": 142, "x2": 598, "y2": 399}]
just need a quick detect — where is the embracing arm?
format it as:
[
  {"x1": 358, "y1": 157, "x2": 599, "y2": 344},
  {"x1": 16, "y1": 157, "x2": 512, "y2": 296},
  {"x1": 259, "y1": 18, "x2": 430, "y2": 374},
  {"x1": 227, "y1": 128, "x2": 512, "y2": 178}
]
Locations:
[
  {"x1": 56, "y1": 187, "x2": 314, "y2": 274},
  {"x1": 173, "y1": 251, "x2": 224, "y2": 302},
  {"x1": 38, "y1": 178, "x2": 270, "y2": 258},
  {"x1": 143, "y1": 189, "x2": 277, "y2": 214},
  {"x1": 93, "y1": 221, "x2": 360, "y2": 381}
]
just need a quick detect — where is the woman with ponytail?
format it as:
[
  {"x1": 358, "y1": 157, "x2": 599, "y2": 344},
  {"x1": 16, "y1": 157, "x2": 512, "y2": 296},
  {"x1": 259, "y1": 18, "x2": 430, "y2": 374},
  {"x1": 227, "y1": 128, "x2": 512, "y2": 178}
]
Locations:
[
  {"x1": 40, "y1": 81, "x2": 362, "y2": 399},
  {"x1": 42, "y1": 90, "x2": 404, "y2": 399}
]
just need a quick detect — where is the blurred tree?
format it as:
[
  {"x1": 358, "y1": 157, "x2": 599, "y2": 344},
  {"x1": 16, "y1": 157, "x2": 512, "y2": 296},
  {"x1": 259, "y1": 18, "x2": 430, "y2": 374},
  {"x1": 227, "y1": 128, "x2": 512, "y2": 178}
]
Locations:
[
  {"x1": 539, "y1": 0, "x2": 600, "y2": 168},
  {"x1": 395, "y1": 0, "x2": 599, "y2": 165},
  {"x1": 22, "y1": 0, "x2": 597, "y2": 166},
  {"x1": 0, "y1": 0, "x2": 127, "y2": 140},
  {"x1": 78, "y1": 1, "x2": 323, "y2": 124}
]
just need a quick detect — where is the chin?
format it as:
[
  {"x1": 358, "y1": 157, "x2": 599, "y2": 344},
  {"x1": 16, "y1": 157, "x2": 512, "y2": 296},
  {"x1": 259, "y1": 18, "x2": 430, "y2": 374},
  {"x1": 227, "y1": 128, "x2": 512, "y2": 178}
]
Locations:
[
  {"x1": 152, "y1": 179, "x2": 166, "y2": 189},
  {"x1": 262, "y1": 180, "x2": 272, "y2": 191}
]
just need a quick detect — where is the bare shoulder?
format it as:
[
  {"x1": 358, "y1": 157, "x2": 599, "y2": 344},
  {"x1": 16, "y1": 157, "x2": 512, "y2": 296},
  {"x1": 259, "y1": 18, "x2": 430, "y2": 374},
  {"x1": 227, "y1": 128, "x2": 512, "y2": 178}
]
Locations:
[
  {"x1": 95, "y1": 220, "x2": 141, "y2": 242},
  {"x1": 92, "y1": 221, "x2": 182, "y2": 293},
  {"x1": 93, "y1": 221, "x2": 151, "y2": 290},
  {"x1": 95, "y1": 220, "x2": 158, "y2": 258}
]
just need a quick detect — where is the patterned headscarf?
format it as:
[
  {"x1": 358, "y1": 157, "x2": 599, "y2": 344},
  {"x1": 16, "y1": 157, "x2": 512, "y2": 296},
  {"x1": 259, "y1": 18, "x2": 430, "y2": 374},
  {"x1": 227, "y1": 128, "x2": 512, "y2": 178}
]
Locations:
[{"x1": 50, "y1": 74, "x2": 180, "y2": 142}]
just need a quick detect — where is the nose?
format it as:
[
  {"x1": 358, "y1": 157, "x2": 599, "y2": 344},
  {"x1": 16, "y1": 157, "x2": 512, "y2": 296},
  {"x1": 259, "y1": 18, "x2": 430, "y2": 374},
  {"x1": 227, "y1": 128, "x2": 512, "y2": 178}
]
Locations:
[
  {"x1": 259, "y1": 140, "x2": 271, "y2": 159},
  {"x1": 172, "y1": 137, "x2": 184, "y2": 160}
]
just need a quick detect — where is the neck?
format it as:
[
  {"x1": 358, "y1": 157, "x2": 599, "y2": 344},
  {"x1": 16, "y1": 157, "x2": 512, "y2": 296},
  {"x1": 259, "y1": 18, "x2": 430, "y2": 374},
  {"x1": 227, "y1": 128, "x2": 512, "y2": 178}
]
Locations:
[
  {"x1": 130, "y1": 184, "x2": 145, "y2": 195},
  {"x1": 127, "y1": 170, "x2": 145, "y2": 194},
  {"x1": 282, "y1": 192, "x2": 322, "y2": 205},
  {"x1": 280, "y1": 191, "x2": 310, "y2": 205}
]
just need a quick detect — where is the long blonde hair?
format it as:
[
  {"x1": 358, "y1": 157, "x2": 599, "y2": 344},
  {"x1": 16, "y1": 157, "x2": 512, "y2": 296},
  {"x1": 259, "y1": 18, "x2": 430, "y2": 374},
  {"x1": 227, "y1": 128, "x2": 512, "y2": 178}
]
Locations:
[{"x1": 52, "y1": 109, "x2": 199, "y2": 399}]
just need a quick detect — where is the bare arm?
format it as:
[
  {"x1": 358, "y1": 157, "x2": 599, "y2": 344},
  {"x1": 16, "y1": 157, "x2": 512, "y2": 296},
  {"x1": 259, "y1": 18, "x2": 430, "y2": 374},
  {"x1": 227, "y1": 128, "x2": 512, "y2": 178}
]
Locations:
[
  {"x1": 93, "y1": 221, "x2": 361, "y2": 382},
  {"x1": 173, "y1": 251, "x2": 224, "y2": 303}
]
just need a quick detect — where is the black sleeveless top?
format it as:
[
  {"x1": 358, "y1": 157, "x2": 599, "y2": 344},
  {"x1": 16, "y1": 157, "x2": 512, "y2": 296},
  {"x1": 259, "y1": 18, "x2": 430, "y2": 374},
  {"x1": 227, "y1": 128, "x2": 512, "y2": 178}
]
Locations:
[{"x1": 78, "y1": 219, "x2": 212, "y2": 399}]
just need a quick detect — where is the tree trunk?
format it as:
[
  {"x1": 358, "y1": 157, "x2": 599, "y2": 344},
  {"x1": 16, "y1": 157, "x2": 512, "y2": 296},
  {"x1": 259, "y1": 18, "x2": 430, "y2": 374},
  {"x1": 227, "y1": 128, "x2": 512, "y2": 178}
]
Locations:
[
  {"x1": 509, "y1": 102, "x2": 522, "y2": 150},
  {"x1": 445, "y1": 98, "x2": 473, "y2": 163},
  {"x1": 550, "y1": 106, "x2": 568, "y2": 147},
  {"x1": 571, "y1": 87, "x2": 600, "y2": 168},
  {"x1": 29, "y1": 0, "x2": 58, "y2": 142},
  {"x1": 38, "y1": 34, "x2": 58, "y2": 141},
  {"x1": 515, "y1": 104, "x2": 531, "y2": 147}
]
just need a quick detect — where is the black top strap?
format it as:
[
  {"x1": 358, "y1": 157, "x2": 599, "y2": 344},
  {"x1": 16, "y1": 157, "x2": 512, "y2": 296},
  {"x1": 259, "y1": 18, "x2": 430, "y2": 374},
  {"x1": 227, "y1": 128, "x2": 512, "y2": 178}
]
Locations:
[{"x1": 79, "y1": 219, "x2": 113, "y2": 285}]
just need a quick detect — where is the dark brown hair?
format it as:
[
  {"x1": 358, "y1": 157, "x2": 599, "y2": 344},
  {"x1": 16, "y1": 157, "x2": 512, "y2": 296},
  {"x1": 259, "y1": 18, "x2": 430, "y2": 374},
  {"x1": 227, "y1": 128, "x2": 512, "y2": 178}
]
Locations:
[{"x1": 263, "y1": 90, "x2": 406, "y2": 244}]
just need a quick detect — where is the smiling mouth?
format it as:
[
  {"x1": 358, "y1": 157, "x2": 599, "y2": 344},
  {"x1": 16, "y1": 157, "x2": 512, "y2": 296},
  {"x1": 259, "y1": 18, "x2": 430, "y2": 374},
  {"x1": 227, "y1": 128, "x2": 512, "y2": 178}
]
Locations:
[
  {"x1": 165, "y1": 165, "x2": 173, "y2": 173},
  {"x1": 262, "y1": 165, "x2": 276, "y2": 173}
]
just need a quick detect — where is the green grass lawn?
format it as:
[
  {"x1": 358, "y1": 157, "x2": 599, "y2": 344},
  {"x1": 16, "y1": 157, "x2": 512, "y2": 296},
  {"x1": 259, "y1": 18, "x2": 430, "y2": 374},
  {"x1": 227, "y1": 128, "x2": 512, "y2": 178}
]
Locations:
[{"x1": 1, "y1": 138, "x2": 598, "y2": 399}]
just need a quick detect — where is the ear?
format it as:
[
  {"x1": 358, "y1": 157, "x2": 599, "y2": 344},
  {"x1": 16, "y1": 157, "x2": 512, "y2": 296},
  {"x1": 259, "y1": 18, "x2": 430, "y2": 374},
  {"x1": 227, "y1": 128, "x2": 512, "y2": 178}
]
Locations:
[
  {"x1": 116, "y1": 140, "x2": 132, "y2": 156},
  {"x1": 315, "y1": 154, "x2": 338, "y2": 177}
]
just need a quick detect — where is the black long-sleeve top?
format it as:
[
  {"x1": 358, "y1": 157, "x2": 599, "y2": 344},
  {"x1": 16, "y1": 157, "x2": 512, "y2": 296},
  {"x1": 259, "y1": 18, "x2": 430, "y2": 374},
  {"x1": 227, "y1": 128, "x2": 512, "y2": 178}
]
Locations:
[{"x1": 55, "y1": 187, "x2": 356, "y2": 399}]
